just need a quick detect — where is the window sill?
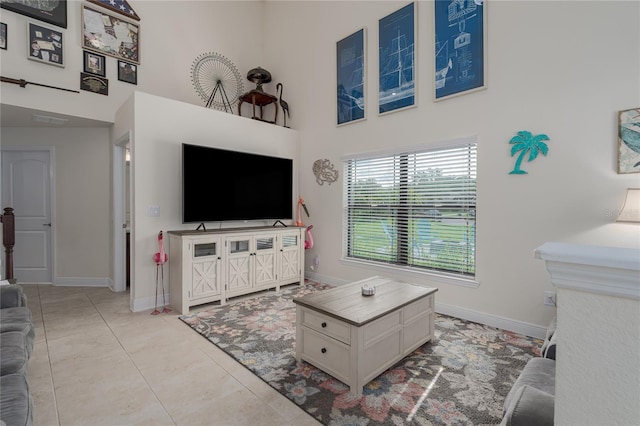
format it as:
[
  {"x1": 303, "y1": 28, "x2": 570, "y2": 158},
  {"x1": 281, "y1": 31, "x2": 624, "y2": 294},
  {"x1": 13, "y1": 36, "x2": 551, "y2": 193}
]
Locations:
[{"x1": 340, "y1": 257, "x2": 480, "y2": 288}]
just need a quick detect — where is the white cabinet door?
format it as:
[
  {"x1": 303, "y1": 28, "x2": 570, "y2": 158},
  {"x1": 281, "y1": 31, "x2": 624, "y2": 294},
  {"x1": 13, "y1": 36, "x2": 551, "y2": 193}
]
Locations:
[
  {"x1": 226, "y1": 233, "x2": 277, "y2": 295},
  {"x1": 279, "y1": 229, "x2": 302, "y2": 284},
  {"x1": 190, "y1": 239, "x2": 222, "y2": 300},
  {"x1": 226, "y1": 236, "x2": 251, "y2": 293},
  {"x1": 169, "y1": 234, "x2": 224, "y2": 314},
  {"x1": 253, "y1": 233, "x2": 277, "y2": 287}
]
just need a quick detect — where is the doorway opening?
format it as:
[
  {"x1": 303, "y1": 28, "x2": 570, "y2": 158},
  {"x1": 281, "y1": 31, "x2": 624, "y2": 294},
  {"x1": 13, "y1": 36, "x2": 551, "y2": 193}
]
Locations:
[{"x1": 112, "y1": 132, "x2": 131, "y2": 302}]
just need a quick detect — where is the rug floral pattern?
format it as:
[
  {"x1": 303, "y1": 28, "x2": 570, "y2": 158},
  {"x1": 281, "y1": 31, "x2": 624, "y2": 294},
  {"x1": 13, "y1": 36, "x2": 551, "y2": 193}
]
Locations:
[{"x1": 179, "y1": 281, "x2": 542, "y2": 425}]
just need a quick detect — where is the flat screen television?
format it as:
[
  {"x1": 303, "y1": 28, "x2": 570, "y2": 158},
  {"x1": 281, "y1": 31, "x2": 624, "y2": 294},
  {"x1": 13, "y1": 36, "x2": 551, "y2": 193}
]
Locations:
[{"x1": 182, "y1": 143, "x2": 293, "y2": 223}]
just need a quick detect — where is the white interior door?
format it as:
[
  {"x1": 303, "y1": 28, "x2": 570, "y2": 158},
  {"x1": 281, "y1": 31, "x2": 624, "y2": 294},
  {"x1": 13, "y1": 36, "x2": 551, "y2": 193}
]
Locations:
[{"x1": 1, "y1": 149, "x2": 53, "y2": 283}]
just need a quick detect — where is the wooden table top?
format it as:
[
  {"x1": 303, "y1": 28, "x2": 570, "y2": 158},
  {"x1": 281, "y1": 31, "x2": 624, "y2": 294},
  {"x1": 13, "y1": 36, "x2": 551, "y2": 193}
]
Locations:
[
  {"x1": 239, "y1": 90, "x2": 277, "y2": 106},
  {"x1": 293, "y1": 276, "x2": 437, "y2": 326}
]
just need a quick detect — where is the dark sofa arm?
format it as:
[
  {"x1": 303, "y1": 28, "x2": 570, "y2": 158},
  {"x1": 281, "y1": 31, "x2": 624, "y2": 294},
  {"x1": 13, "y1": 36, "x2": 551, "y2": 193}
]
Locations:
[
  {"x1": 540, "y1": 315, "x2": 557, "y2": 360},
  {"x1": 0, "y1": 285, "x2": 27, "y2": 308},
  {"x1": 542, "y1": 332, "x2": 557, "y2": 360}
]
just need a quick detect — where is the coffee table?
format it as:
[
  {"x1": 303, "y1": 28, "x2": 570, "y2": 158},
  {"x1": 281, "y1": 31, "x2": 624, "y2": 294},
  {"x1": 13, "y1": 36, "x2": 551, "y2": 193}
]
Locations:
[{"x1": 293, "y1": 276, "x2": 437, "y2": 395}]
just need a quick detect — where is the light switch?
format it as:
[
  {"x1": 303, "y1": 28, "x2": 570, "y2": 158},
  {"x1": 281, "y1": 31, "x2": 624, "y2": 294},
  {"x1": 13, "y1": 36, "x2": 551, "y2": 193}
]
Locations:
[{"x1": 148, "y1": 205, "x2": 160, "y2": 217}]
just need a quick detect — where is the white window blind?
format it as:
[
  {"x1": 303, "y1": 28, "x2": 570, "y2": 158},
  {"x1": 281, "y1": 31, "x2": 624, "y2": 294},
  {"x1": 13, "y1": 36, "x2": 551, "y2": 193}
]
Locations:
[{"x1": 343, "y1": 139, "x2": 477, "y2": 277}]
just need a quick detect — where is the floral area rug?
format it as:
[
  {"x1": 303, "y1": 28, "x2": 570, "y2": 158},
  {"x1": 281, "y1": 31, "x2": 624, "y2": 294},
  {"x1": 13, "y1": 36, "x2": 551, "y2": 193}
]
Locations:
[{"x1": 179, "y1": 281, "x2": 542, "y2": 425}]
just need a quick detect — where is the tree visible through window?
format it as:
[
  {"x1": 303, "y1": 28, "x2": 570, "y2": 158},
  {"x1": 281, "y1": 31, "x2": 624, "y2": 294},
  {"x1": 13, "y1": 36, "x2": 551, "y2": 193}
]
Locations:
[{"x1": 343, "y1": 139, "x2": 477, "y2": 277}]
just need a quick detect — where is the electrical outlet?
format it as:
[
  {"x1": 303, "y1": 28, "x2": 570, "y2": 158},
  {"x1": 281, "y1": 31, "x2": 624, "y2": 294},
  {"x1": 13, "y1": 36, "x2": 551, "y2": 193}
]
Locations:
[
  {"x1": 544, "y1": 291, "x2": 556, "y2": 307},
  {"x1": 313, "y1": 256, "x2": 319, "y2": 266}
]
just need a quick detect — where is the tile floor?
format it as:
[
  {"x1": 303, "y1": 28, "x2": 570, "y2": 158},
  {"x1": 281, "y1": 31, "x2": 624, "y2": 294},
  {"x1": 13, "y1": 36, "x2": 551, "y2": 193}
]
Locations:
[{"x1": 21, "y1": 284, "x2": 322, "y2": 426}]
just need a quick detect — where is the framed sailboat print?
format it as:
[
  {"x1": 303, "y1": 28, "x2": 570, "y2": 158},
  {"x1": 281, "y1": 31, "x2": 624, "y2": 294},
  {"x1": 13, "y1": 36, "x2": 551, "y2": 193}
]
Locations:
[
  {"x1": 434, "y1": 0, "x2": 487, "y2": 101},
  {"x1": 378, "y1": 2, "x2": 416, "y2": 115},
  {"x1": 337, "y1": 28, "x2": 366, "y2": 126}
]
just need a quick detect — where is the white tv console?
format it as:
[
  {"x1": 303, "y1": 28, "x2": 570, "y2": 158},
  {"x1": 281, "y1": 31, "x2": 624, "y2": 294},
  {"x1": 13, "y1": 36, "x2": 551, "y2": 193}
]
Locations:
[{"x1": 168, "y1": 226, "x2": 305, "y2": 314}]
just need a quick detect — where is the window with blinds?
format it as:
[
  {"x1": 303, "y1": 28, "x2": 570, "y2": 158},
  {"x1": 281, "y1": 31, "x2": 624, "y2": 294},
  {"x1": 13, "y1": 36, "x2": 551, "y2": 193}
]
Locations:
[{"x1": 343, "y1": 139, "x2": 477, "y2": 277}]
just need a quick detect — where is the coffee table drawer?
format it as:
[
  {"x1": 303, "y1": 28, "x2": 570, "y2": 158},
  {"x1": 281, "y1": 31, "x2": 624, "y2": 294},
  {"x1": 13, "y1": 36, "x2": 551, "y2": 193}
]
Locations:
[
  {"x1": 300, "y1": 309, "x2": 350, "y2": 344},
  {"x1": 299, "y1": 327, "x2": 350, "y2": 382}
]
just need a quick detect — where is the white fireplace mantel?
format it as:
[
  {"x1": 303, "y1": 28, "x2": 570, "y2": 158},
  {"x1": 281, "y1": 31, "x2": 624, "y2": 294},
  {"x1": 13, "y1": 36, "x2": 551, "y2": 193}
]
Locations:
[
  {"x1": 535, "y1": 242, "x2": 640, "y2": 299},
  {"x1": 535, "y1": 242, "x2": 640, "y2": 426}
]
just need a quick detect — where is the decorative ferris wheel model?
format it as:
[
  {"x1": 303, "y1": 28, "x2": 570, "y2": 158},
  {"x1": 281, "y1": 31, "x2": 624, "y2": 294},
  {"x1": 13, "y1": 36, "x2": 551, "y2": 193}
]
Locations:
[{"x1": 190, "y1": 52, "x2": 244, "y2": 113}]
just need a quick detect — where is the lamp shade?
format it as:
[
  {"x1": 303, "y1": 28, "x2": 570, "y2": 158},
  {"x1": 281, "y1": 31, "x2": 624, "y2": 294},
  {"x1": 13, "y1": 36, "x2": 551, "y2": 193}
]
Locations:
[{"x1": 616, "y1": 188, "x2": 640, "y2": 223}]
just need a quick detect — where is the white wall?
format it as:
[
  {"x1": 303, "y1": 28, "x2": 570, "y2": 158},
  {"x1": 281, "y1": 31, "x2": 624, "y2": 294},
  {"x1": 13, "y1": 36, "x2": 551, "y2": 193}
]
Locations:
[
  {"x1": 263, "y1": 0, "x2": 640, "y2": 332},
  {"x1": 120, "y1": 91, "x2": 299, "y2": 311},
  {"x1": 0, "y1": 127, "x2": 111, "y2": 283},
  {"x1": 558, "y1": 289, "x2": 640, "y2": 425},
  {"x1": 1, "y1": 1, "x2": 639, "y2": 335}
]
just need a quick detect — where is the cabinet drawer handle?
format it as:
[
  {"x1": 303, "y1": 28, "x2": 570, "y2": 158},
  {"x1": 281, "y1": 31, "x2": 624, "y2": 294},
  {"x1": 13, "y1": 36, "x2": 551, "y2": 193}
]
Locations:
[
  {"x1": 321, "y1": 347, "x2": 327, "y2": 354},
  {"x1": 321, "y1": 322, "x2": 327, "y2": 328}
]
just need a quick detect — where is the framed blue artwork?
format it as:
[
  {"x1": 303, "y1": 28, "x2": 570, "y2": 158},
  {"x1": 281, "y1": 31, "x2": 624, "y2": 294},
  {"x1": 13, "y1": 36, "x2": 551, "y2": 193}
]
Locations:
[
  {"x1": 434, "y1": 0, "x2": 487, "y2": 101},
  {"x1": 337, "y1": 28, "x2": 366, "y2": 126},
  {"x1": 618, "y1": 108, "x2": 640, "y2": 174},
  {"x1": 378, "y1": 2, "x2": 416, "y2": 115}
]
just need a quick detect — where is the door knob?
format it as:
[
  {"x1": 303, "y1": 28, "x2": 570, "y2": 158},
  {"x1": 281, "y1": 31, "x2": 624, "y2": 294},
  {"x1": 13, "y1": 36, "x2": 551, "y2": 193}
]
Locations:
[{"x1": 44, "y1": 223, "x2": 51, "y2": 227}]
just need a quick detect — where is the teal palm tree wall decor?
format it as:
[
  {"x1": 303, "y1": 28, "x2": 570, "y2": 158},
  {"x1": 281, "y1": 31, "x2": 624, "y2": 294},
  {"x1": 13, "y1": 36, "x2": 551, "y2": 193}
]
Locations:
[{"x1": 509, "y1": 130, "x2": 550, "y2": 174}]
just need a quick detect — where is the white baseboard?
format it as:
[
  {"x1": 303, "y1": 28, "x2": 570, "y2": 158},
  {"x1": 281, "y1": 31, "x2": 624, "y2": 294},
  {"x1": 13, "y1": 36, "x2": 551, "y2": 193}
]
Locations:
[
  {"x1": 54, "y1": 277, "x2": 110, "y2": 287},
  {"x1": 304, "y1": 270, "x2": 547, "y2": 339},
  {"x1": 304, "y1": 271, "x2": 350, "y2": 286},
  {"x1": 132, "y1": 294, "x2": 171, "y2": 313},
  {"x1": 435, "y1": 302, "x2": 547, "y2": 339}
]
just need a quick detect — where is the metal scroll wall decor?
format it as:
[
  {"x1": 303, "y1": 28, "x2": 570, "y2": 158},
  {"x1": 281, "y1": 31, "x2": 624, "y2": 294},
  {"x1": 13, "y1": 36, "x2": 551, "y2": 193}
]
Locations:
[
  {"x1": 509, "y1": 130, "x2": 550, "y2": 175},
  {"x1": 313, "y1": 159, "x2": 338, "y2": 185}
]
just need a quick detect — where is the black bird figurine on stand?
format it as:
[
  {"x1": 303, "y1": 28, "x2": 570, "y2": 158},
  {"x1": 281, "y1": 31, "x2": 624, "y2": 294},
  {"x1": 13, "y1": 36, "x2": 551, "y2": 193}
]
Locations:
[{"x1": 276, "y1": 83, "x2": 290, "y2": 128}]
